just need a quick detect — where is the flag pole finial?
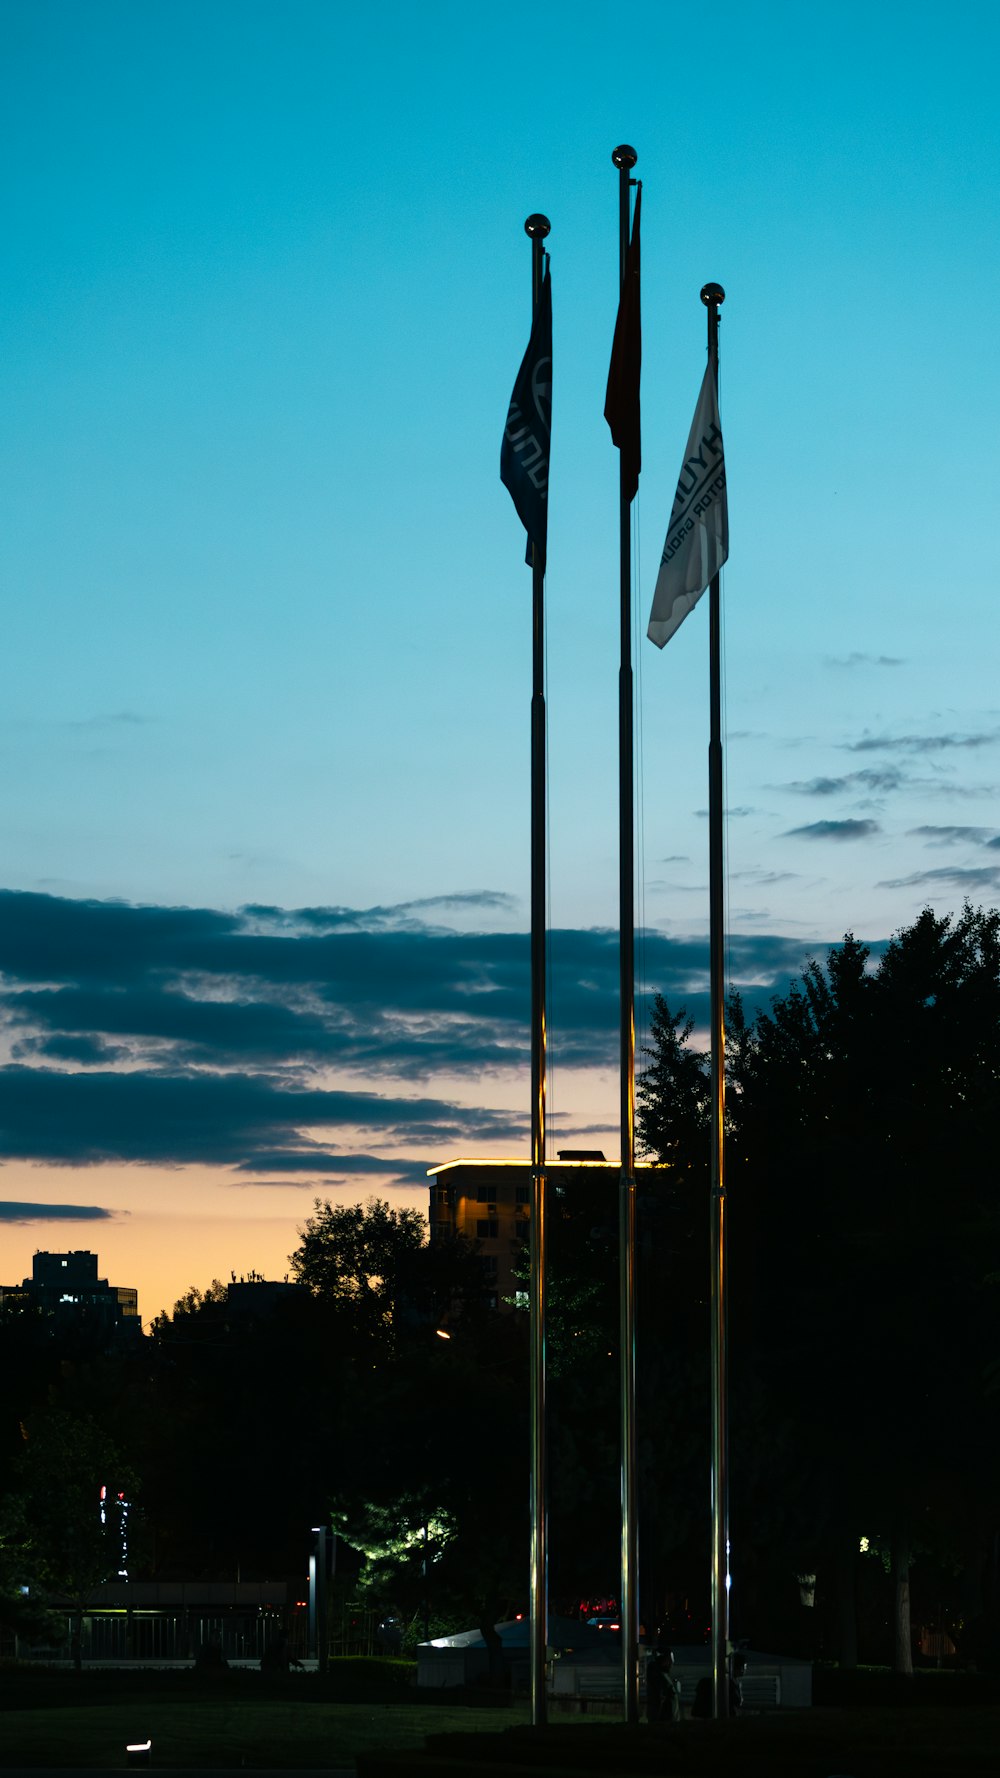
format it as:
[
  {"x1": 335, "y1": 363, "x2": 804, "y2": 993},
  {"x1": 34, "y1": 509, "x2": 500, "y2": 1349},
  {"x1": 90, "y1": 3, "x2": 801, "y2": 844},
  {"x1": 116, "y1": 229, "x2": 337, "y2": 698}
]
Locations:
[
  {"x1": 612, "y1": 143, "x2": 637, "y2": 170},
  {"x1": 524, "y1": 213, "x2": 551, "y2": 239},
  {"x1": 701, "y1": 282, "x2": 726, "y2": 308}
]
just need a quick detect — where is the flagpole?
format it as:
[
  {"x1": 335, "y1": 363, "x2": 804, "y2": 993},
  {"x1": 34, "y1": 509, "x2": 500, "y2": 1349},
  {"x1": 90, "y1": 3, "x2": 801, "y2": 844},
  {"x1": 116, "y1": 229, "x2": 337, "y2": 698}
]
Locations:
[
  {"x1": 612, "y1": 141, "x2": 640, "y2": 1728},
  {"x1": 525, "y1": 209, "x2": 551, "y2": 1732},
  {"x1": 702, "y1": 279, "x2": 730, "y2": 1719}
]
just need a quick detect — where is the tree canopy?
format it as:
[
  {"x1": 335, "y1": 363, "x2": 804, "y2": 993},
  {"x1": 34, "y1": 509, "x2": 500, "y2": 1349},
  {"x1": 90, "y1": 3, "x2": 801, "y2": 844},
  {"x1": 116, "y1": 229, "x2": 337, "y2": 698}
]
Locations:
[
  {"x1": 290, "y1": 1195, "x2": 485, "y2": 1348},
  {"x1": 636, "y1": 904, "x2": 1000, "y2": 1665}
]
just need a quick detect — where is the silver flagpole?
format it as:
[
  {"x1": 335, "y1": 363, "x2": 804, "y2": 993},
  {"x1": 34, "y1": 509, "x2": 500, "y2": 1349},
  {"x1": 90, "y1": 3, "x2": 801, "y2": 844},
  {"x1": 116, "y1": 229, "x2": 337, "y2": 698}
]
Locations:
[
  {"x1": 612, "y1": 142, "x2": 640, "y2": 1727},
  {"x1": 526, "y1": 211, "x2": 551, "y2": 1731},
  {"x1": 702, "y1": 280, "x2": 730, "y2": 1720}
]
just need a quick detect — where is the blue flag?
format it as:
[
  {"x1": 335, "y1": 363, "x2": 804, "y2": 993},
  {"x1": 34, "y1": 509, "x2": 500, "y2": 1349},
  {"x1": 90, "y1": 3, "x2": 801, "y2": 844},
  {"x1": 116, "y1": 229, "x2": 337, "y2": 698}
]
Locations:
[{"x1": 501, "y1": 264, "x2": 552, "y2": 571}]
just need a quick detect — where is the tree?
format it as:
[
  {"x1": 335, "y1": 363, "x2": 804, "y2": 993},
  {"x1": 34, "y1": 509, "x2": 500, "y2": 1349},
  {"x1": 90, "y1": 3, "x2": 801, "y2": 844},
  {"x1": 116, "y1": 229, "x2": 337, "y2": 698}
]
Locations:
[
  {"x1": 16, "y1": 1407, "x2": 137, "y2": 1668},
  {"x1": 290, "y1": 1196, "x2": 485, "y2": 1350},
  {"x1": 149, "y1": 1279, "x2": 229, "y2": 1337},
  {"x1": 0, "y1": 1489, "x2": 65, "y2": 1648},
  {"x1": 323, "y1": 1304, "x2": 529, "y2": 1682},
  {"x1": 636, "y1": 997, "x2": 711, "y2": 1187},
  {"x1": 132, "y1": 1204, "x2": 492, "y2": 1592},
  {"x1": 144, "y1": 1282, "x2": 342, "y2": 1580},
  {"x1": 0, "y1": 1299, "x2": 150, "y2": 1653},
  {"x1": 637, "y1": 906, "x2": 1000, "y2": 1669}
]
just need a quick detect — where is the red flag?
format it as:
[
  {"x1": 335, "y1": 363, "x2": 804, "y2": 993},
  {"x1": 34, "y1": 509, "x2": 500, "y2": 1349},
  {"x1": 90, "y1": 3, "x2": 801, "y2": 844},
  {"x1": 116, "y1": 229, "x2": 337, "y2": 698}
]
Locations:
[{"x1": 604, "y1": 184, "x2": 641, "y2": 503}]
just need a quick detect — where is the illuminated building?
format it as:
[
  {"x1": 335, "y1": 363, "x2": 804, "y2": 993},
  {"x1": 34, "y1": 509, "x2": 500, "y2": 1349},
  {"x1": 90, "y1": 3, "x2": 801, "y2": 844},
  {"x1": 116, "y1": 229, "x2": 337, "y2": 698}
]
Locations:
[
  {"x1": 0, "y1": 1250, "x2": 141, "y2": 1337},
  {"x1": 427, "y1": 1153, "x2": 663, "y2": 1310}
]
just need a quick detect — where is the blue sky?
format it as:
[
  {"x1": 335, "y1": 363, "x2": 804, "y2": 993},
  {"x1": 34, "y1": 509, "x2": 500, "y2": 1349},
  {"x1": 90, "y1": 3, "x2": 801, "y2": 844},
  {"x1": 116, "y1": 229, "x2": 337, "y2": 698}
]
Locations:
[{"x1": 2, "y1": 1, "x2": 999, "y2": 1318}]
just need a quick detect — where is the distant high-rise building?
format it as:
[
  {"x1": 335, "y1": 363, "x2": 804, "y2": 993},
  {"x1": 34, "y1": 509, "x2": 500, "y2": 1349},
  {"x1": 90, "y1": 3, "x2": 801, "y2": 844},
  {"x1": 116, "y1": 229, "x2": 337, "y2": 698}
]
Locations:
[{"x1": 0, "y1": 1249, "x2": 141, "y2": 1337}]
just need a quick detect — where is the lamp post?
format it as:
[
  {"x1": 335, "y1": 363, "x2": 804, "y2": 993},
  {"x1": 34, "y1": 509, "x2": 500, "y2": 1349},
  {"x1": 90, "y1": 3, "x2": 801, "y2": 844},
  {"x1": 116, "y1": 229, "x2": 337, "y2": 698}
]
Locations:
[{"x1": 309, "y1": 1525, "x2": 331, "y2": 1673}]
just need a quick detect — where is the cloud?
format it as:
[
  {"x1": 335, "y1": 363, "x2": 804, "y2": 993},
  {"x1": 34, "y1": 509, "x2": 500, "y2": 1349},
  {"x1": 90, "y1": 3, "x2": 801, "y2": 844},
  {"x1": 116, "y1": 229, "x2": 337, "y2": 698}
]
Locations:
[
  {"x1": 729, "y1": 870, "x2": 800, "y2": 886},
  {"x1": 242, "y1": 891, "x2": 519, "y2": 935},
  {"x1": 908, "y1": 825, "x2": 996, "y2": 848},
  {"x1": 0, "y1": 1065, "x2": 518, "y2": 1167},
  {"x1": 0, "y1": 891, "x2": 812, "y2": 1085},
  {"x1": 648, "y1": 880, "x2": 706, "y2": 895},
  {"x1": 233, "y1": 1152, "x2": 379, "y2": 1173},
  {"x1": 64, "y1": 711, "x2": 150, "y2": 730},
  {"x1": 783, "y1": 820, "x2": 881, "y2": 842},
  {"x1": 824, "y1": 653, "x2": 904, "y2": 669},
  {"x1": 0, "y1": 1201, "x2": 116, "y2": 1223},
  {"x1": 232, "y1": 1153, "x2": 431, "y2": 1186},
  {"x1": 231, "y1": 1181, "x2": 337, "y2": 1192},
  {"x1": 878, "y1": 866, "x2": 1000, "y2": 892},
  {"x1": 0, "y1": 889, "x2": 872, "y2": 1172},
  {"x1": 8, "y1": 984, "x2": 361, "y2": 1069},
  {"x1": 780, "y1": 767, "x2": 907, "y2": 797},
  {"x1": 846, "y1": 730, "x2": 1000, "y2": 755},
  {"x1": 16, "y1": 1034, "x2": 131, "y2": 1065},
  {"x1": 0, "y1": 891, "x2": 237, "y2": 986}
]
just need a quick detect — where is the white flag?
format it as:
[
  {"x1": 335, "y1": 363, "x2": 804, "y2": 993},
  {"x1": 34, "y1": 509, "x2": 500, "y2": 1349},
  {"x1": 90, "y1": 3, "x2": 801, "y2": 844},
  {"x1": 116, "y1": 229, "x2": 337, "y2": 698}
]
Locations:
[{"x1": 647, "y1": 361, "x2": 728, "y2": 648}]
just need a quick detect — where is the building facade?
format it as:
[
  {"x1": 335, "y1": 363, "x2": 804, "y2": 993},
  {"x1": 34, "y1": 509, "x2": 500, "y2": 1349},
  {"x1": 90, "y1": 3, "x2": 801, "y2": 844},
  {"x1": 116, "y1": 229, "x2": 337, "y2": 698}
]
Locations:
[
  {"x1": 0, "y1": 1249, "x2": 140, "y2": 1336},
  {"x1": 427, "y1": 1153, "x2": 663, "y2": 1309}
]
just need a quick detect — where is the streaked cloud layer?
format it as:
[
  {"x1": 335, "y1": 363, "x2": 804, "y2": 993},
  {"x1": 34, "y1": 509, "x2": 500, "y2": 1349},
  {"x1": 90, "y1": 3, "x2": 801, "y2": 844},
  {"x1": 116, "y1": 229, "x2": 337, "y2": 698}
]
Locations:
[
  {"x1": 0, "y1": 1201, "x2": 116, "y2": 1224},
  {"x1": 783, "y1": 819, "x2": 881, "y2": 842},
  {"x1": 1, "y1": 889, "x2": 827, "y2": 1176}
]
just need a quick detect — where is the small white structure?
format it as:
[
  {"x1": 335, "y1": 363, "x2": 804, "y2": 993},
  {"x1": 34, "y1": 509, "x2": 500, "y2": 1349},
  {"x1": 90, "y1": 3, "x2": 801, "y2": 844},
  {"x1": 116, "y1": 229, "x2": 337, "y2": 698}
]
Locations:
[
  {"x1": 418, "y1": 1624, "x2": 811, "y2": 1709},
  {"x1": 551, "y1": 1644, "x2": 812, "y2": 1710},
  {"x1": 417, "y1": 1615, "x2": 606, "y2": 1690}
]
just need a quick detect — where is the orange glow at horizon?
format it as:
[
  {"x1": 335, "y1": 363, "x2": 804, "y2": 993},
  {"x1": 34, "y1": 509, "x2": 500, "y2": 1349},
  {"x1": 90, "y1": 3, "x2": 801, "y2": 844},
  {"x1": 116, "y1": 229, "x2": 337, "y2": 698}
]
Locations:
[
  {"x1": 0, "y1": 1162, "x2": 432, "y2": 1328},
  {"x1": 0, "y1": 1065, "x2": 621, "y2": 1326}
]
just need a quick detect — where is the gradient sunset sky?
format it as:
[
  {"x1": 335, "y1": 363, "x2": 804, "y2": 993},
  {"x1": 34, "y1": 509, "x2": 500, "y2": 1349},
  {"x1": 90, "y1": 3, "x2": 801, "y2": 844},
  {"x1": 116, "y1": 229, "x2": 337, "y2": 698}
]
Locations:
[{"x1": 3, "y1": 0, "x2": 999, "y2": 1322}]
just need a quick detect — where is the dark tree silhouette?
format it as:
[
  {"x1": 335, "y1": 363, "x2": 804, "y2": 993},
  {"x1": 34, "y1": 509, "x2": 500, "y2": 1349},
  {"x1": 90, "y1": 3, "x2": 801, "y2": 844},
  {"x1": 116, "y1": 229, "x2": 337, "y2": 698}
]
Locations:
[
  {"x1": 637, "y1": 906, "x2": 1000, "y2": 1670},
  {"x1": 290, "y1": 1195, "x2": 485, "y2": 1349},
  {"x1": 15, "y1": 1407, "x2": 136, "y2": 1668},
  {"x1": 320, "y1": 1290, "x2": 529, "y2": 1680}
]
